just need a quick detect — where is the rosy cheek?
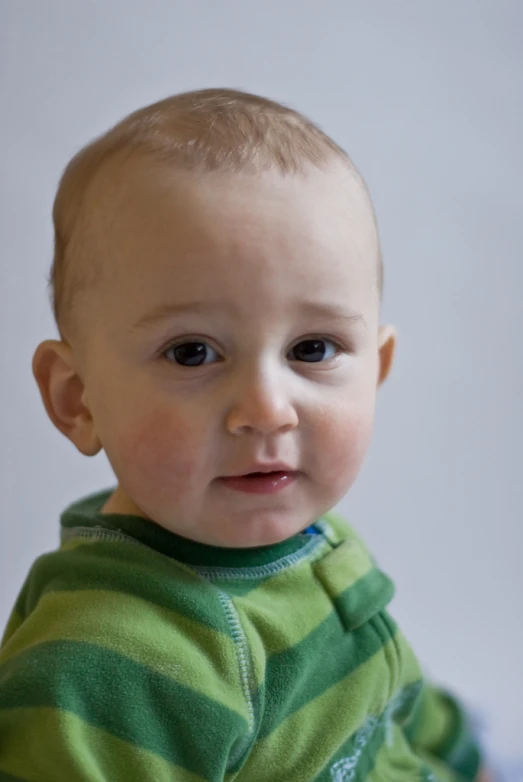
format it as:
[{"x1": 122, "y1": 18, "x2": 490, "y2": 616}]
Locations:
[
  {"x1": 118, "y1": 410, "x2": 201, "y2": 496},
  {"x1": 320, "y1": 407, "x2": 375, "y2": 489}
]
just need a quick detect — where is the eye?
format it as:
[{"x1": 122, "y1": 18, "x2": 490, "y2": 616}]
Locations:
[
  {"x1": 163, "y1": 341, "x2": 219, "y2": 367},
  {"x1": 162, "y1": 337, "x2": 342, "y2": 367},
  {"x1": 288, "y1": 338, "x2": 340, "y2": 363}
]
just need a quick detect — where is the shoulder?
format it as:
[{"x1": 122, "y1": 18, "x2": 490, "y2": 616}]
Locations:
[
  {"x1": 0, "y1": 533, "x2": 257, "y2": 778},
  {"x1": 1, "y1": 535, "x2": 248, "y2": 715},
  {"x1": 13, "y1": 532, "x2": 233, "y2": 632}
]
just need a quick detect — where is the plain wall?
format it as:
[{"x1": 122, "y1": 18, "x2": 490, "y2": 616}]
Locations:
[{"x1": 1, "y1": 0, "x2": 522, "y2": 756}]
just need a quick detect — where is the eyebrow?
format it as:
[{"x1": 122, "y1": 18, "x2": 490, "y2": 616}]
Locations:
[{"x1": 129, "y1": 300, "x2": 367, "y2": 332}]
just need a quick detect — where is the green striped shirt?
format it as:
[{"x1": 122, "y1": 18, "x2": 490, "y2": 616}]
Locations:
[{"x1": 0, "y1": 489, "x2": 482, "y2": 781}]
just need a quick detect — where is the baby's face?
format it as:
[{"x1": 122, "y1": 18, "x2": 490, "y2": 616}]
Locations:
[{"x1": 77, "y1": 155, "x2": 390, "y2": 547}]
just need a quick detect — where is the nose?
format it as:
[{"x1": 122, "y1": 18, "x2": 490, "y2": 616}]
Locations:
[{"x1": 225, "y1": 368, "x2": 299, "y2": 436}]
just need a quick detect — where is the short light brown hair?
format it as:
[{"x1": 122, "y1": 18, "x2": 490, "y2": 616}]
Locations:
[{"x1": 49, "y1": 88, "x2": 383, "y2": 340}]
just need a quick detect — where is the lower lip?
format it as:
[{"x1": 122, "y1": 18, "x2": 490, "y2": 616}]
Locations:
[{"x1": 218, "y1": 471, "x2": 298, "y2": 494}]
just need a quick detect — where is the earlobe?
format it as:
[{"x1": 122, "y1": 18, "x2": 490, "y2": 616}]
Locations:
[
  {"x1": 32, "y1": 340, "x2": 102, "y2": 456},
  {"x1": 377, "y1": 325, "x2": 397, "y2": 386}
]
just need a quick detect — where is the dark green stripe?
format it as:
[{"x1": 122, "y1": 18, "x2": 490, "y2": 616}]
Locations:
[
  {"x1": 0, "y1": 773, "x2": 30, "y2": 782},
  {"x1": 405, "y1": 687, "x2": 482, "y2": 781},
  {"x1": 432, "y1": 693, "x2": 482, "y2": 781},
  {"x1": 256, "y1": 610, "x2": 397, "y2": 740},
  {"x1": 23, "y1": 543, "x2": 232, "y2": 636},
  {"x1": 333, "y1": 568, "x2": 395, "y2": 631},
  {"x1": 0, "y1": 640, "x2": 247, "y2": 781}
]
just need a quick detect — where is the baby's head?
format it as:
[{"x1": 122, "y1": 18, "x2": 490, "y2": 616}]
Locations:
[{"x1": 33, "y1": 88, "x2": 395, "y2": 548}]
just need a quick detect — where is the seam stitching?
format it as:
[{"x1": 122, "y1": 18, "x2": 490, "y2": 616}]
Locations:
[
  {"x1": 61, "y1": 527, "x2": 330, "y2": 578},
  {"x1": 217, "y1": 591, "x2": 256, "y2": 770},
  {"x1": 60, "y1": 526, "x2": 147, "y2": 549},
  {"x1": 188, "y1": 535, "x2": 328, "y2": 580}
]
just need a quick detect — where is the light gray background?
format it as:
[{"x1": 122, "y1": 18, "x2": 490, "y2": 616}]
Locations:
[{"x1": 1, "y1": 0, "x2": 521, "y2": 757}]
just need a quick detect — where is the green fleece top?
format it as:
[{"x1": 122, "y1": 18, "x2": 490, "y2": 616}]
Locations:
[{"x1": 0, "y1": 489, "x2": 482, "y2": 782}]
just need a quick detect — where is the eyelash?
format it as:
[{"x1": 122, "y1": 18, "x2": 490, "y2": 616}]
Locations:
[{"x1": 160, "y1": 335, "x2": 349, "y2": 367}]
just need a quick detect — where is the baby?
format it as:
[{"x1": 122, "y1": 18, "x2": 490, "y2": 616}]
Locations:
[{"x1": 0, "y1": 88, "x2": 493, "y2": 781}]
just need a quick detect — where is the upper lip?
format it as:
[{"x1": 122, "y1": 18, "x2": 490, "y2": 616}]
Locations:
[{"x1": 222, "y1": 462, "x2": 297, "y2": 477}]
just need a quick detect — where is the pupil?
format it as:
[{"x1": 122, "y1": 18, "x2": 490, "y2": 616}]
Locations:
[
  {"x1": 294, "y1": 340, "x2": 325, "y2": 362},
  {"x1": 175, "y1": 343, "x2": 206, "y2": 366}
]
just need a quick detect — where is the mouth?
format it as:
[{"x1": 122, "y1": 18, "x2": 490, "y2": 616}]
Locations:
[
  {"x1": 245, "y1": 471, "x2": 284, "y2": 477},
  {"x1": 222, "y1": 463, "x2": 297, "y2": 478},
  {"x1": 241, "y1": 472, "x2": 295, "y2": 484},
  {"x1": 217, "y1": 471, "x2": 298, "y2": 494}
]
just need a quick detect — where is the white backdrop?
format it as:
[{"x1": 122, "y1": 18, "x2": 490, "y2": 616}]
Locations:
[{"x1": 1, "y1": 0, "x2": 522, "y2": 756}]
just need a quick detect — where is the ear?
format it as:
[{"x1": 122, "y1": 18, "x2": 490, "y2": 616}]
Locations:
[
  {"x1": 377, "y1": 325, "x2": 396, "y2": 386},
  {"x1": 32, "y1": 340, "x2": 102, "y2": 456}
]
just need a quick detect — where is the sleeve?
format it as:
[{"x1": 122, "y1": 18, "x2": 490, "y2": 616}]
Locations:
[
  {"x1": 403, "y1": 679, "x2": 484, "y2": 781},
  {"x1": 321, "y1": 511, "x2": 486, "y2": 782},
  {"x1": 0, "y1": 552, "x2": 251, "y2": 782}
]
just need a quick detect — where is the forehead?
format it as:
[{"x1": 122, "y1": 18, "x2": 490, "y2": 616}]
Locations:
[{"x1": 85, "y1": 155, "x2": 380, "y2": 331}]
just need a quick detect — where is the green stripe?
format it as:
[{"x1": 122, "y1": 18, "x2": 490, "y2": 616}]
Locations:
[
  {"x1": 0, "y1": 707, "x2": 206, "y2": 782},
  {"x1": 432, "y1": 693, "x2": 481, "y2": 780},
  {"x1": 404, "y1": 683, "x2": 456, "y2": 750},
  {"x1": 257, "y1": 611, "x2": 398, "y2": 739},
  {"x1": 233, "y1": 544, "x2": 393, "y2": 668},
  {"x1": 22, "y1": 540, "x2": 233, "y2": 637},
  {"x1": 328, "y1": 684, "x2": 423, "y2": 782},
  {"x1": 0, "y1": 589, "x2": 247, "y2": 717},
  {"x1": 412, "y1": 750, "x2": 470, "y2": 782},
  {"x1": 1, "y1": 580, "x2": 31, "y2": 646},
  {"x1": 311, "y1": 536, "x2": 395, "y2": 632},
  {"x1": 0, "y1": 640, "x2": 248, "y2": 781},
  {"x1": 333, "y1": 568, "x2": 395, "y2": 631},
  {"x1": 231, "y1": 641, "x2": 422, "y2": 781},
  {"x1": 405, "y1": 687, "x2": 481, "y2": 780},
  {"x1": 312, "y1": 537, "x2": 374, "y2": 595},
  {"x1": 322, "y1": 707, "x2": 389, "y2": 781},
  {"x1": 0, "y1": 610, "x2": 24, "y2": 648},
  {"x1": 235, "y1": 560, "x2": 341, "y2": 660}
]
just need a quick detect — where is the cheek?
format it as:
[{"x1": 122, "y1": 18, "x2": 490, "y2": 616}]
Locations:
[
  {"x1": 316, "y1": 398, "x2": 376, "y2": 490},
  {"x1": 110, "y1": 409, "x2": 206, "y2": 502}
]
